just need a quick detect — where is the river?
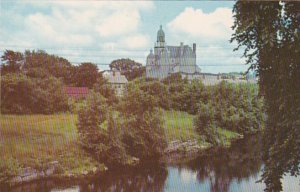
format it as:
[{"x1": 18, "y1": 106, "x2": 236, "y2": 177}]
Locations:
[{"x1": 4, "y1": 134, "x2": 300, "y2": 192}]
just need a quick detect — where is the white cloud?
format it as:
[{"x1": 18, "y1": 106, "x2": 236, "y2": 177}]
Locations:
[
  {"x1": 120, "y1": 34, "x2": 150, "y2": 49},
  {"x1": 96, "y1": 10, "x2": 140, "y2": 37},
  {"x1": 165, "y1": 7, "x2": 247, "y2": 73},
  {"x1": 1, "y1": 1, "x2": 154, "y2": 48},
  {"x1": 167, "y1": 7, "x2": 233, "y2": 41}
]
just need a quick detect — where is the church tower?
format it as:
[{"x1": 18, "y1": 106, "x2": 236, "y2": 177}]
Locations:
[{"x1": 156, "y1": 25, "x2": 165, "y2": 48}]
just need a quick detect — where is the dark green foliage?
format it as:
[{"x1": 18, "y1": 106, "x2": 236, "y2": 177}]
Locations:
[
  {"x1": 74, "y1": 62, "x2": 99, "y2": 88},
  {"x1": 161, "y1": 73, "x2": 265, "y2": 138},
  {"x1": 23, "y1": 50, "x2": 74, "y2": 84},
  {"x1": 1, "y1": 73, "x2": 35, "y2": 114},
  {"x1": 194, "y1": 102, "x2": 221, "y2": 145},
  {"x1": 109, "y1": 58, "x2": 145, "y2": 81},
  {"x1": 120, "y1": 83, "x2": 167, "y2": 160},
  {"x1": 194, "y1": 81, "x2": 265, "y2": 144},
  {"x1": 1, "y1": 50, "x2": 24, "y2": 74},
  {"x1": 136, "y1": 78, "x2": 170, "y2": 110},
  {"x1": 162, "y1": 73, "x2": 190, "y2": 112},
  {"x1": 1, "y1": 50, "x2": 101, "y2": 87},
  {"x1": 77, "y1": 92, "x2": 107, "y2": 151},
  {"x1": 93, "y1": 74, "x2": 118, "y2": 105},
  {"x1": 1, "y1": 73, "x2": 68, "y2": 114},
  {"x1": 77, "y1": 86, "x2": 167, "y2": 165},
  {"x1": 232, "y1": 1, "x2": 300, "y2": 191},
  {"x1": 77, "y1": 92, "x2": 127, "y2": 165}
]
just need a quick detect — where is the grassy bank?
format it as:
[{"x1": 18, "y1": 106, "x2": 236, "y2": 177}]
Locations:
[
  {"x1": 0, "y1": 114, "x2": 102, "y2": 180},
  {"x1": 162, "y1": 110, "x2": 240, "y2": 145},
  {"x1": 0, "y1": 111, "x2": 241, "y2": 181}
]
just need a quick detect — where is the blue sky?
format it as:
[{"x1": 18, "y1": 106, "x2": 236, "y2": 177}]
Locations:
[{"x1": 0, "y1": 1, "x2": 248, "y2": 73}]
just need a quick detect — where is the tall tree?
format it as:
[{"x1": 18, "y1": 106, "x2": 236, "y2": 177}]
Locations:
[
  {"x1": 74, "y1": 62, "x2": 99, "y2": 88},
  {"x1": 23, "y1": 50, "x2": 74, "y2": 84},
  {"x1": 1, "y1": 50, "x2": 24, "y2": 74},
  {"x1": 109, "y1": 58, "x2": 145, "y2": 81},
  {"x1": 231, "y1": 1, "x2": 300, "y2": 191}
]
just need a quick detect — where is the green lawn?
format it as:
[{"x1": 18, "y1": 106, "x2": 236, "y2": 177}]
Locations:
[
  {"x1": 162, "y1": 110, "x2": 199, "y2": 142},
  {"x1": 0, "y1": 114, "x2": 100, "y2": 176},
  {"x1": 162, "y1": 110, "x2": 240, "y2": 144}
]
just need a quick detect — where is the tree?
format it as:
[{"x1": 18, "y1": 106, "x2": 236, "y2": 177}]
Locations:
[
  {"x1": 194, "y1": 101, "x2": 221, "y2": 145},
  {"x1": 1, "y1": 73, "x2": 35, "y2": 114},
  {"x1": 1, "y1": 50, "x2": 24, "y2": 74},
  {"x1": 137, "y1": 79, "x2": 170, "y2": 110},
  {"x1": 77, "y1": 92, "x2": 128, "y2": 166},
  {"x1": 74, "y1": 62, "x2": 99, "y2": 88},
  {"x1": 109, "y1": 58, "x2": 145, "y2": 81},
  {"x1": 119, "y1": 83, "x2": 167, "y2": 159},
  {"x1": 23, "y1": 50, "x2": 74, "y2": 84},
  {"x1": 231, "y1": 1, "x2": 300, "y2": 191},
  {"x1": 1, "y1": 73, "x2": 68, "y2": 114}
]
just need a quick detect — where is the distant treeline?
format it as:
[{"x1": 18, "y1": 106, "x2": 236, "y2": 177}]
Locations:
[
  {"x1": 135, "y1": 74, "x2": 265, "y2": 137},
  {"x1": 0, "y1": 50, "x2": 144, "y2": 114}
]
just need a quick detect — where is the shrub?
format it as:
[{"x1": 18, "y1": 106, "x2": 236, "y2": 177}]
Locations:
[
  {"x1": 77, "y1": 92, "x2": 108, "y2": 153},
  {"x1": 194, "y1": 102, "x2": 221, "y2": 145},
  {"x1": 120, "y1": 83, "x2": 167, "y2": 160},
  {"x1": 1, "y1": 73, "x2": 68, "y2": 114},
  {"x1": 77, "y1": 92, "x2": 128, "y2": 166}
]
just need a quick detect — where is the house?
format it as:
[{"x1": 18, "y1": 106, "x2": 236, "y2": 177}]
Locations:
[
  {"x1": 64, "y1": 87, "x2": 89, "y2": 99},
  {"x1": 102, "y1": 70, "x2": 128, "y2": 96}
]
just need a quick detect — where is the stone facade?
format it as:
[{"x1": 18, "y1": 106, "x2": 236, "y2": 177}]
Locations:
[{"x1": 146, "y1": 25, "x2": 201, "y2": 80}]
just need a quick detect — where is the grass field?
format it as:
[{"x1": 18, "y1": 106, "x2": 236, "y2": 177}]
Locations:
[
  {"x1": 0, "y1": 111, "x2": 240, "y2": 177},
  {"x1": 0, "y1": 114, "x2": 100, "y2": 176},
  {"x1": 162, "y1": 110, "x2": 240, "y2": 144},
  {"x1": 163, "y1": 110, "x2": 199, "y2": 142}
]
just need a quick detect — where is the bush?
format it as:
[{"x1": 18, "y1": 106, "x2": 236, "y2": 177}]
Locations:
[
  {"x1": 193, "y1": 82, "x2": 265, "y2": 145},
  {"x1": 93, "y1": 76, "x2": 118, "y2": 106},
  {"x1": 77, "y1": 92, "x2": 108, "y2": 152},
  {"x1": 120, "y1": 83, "x2": 167, "y2": 160},
  {"x1": 1, "y1": 73, "x2": 68, "y2": 114},
  {"x1": 137, "y1": 78, "x2": 170, "y2": 109},
  {"x1": 194, "y1": 102, "x2": 221, "y2": 145},
  {"x1": 77, "y1": 92, "x2": 128, "y2": 166}
]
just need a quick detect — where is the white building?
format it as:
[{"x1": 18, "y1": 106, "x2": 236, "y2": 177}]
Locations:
[
  {"x1": 103, "y1": 70, "x2": 128, "y2": 96},
  {"x1": 146, "y1": 25, "x2": 201, "y2": 80},
  {"x1": 146, "y1": 25, "x2": 256, "y2": 85}
]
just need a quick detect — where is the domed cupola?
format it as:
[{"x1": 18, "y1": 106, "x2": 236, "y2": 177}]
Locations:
[
  {"x1": 147, "y1": 49, "x2": 154, "y2": 59},
  {"x1": 157, "y1": 25, "x2": 165, "y2": 43},
  {"x1": 147, "y1": 49, "x2": 156, "y2": 67}
]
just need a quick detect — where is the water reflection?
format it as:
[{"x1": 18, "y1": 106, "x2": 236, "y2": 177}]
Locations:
[
  {"x1": 184, "y1": 134, "x2": 263, "y2": 192},
  {"x1": 86, "y1": 165, "x2": 168, "y2": 192},
  {"x1": 4, "y1": 134, "x2": 299, "y2": 192}
]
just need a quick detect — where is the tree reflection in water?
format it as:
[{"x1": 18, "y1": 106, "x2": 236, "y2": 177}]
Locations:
[
  {"x1": 185, "y1": 134, "x2": 262, "y2": 192},
  {"x1": 4, "y1": 135, "x2": 265, "y2": 192},
  {"x1": 83, "y1": 164, "x2": 168, "y2": 192}
]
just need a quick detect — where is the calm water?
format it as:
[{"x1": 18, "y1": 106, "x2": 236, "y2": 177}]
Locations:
[{"x1": 3, "y1": 135, "x2": 300, "y2": 192}]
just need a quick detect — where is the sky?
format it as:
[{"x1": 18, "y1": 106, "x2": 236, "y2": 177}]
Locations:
[{"x1": 0, "y1": 0, "x2": 248, "y2": 73}]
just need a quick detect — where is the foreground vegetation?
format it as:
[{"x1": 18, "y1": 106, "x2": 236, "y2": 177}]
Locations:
[
  {"x1": 0, "y1": 114, "x2": 103, "y2": 182},
  {"x1": 163, "y1": 110, "x2": 239, "y2": 145},
  {"x1": 232, "y1": 2, "x2": 299, "y2": 191},
  {"x1": 0, "y1": 110, "x2": 241, "y2": 182},
  {"x1": 0, "y1": 49, "x2": 265, "y2": 185}
]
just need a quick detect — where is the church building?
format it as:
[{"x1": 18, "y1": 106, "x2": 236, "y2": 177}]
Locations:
[{"x1": 146, "y1": 25, "x2": 201, "y2": 80}]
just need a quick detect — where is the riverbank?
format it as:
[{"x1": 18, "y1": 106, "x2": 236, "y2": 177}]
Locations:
[{"x1": 0, "y1": 111, "x2": 242, "y2": 186}]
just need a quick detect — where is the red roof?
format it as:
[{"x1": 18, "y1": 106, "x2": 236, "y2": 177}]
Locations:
[{"x1": 64, "y1": 87, "x2": 89, "y2": 98}]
